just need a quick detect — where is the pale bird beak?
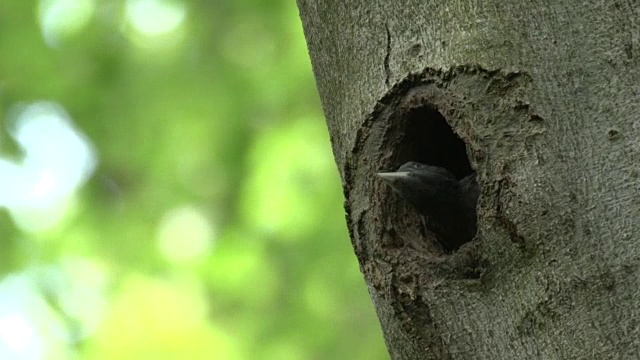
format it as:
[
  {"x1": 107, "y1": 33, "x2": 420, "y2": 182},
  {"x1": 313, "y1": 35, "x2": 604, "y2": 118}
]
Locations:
[{"x1": 376, "y1": 171, "x2": 410, "y2": 185}]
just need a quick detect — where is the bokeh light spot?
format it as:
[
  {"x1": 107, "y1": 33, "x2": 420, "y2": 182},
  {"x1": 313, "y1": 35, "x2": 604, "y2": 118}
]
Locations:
[
  {"x1": 157, "y1": 205, "x2": 215, "y2": 264},
  {"x1": 1, "y1": 101, "x2": 97, "y2": 232},
  {"x1": 125, "y1": 0, "x2": 186, "y2": 37},
  {"x1": 0, "y1": 315, "x2": 37, "y2": 357},
  {"x1": 242, "y1": 117, "x2": 336, "y2": 239},
  {"x1": 38, "y1": 0, "x2": 96, "y2": 47},
  {"x1": 0, "y1": 273, "x2": 71, "y2": 360}
]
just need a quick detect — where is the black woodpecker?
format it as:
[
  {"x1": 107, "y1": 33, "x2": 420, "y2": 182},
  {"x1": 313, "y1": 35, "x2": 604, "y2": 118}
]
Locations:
[{"x1": 377, "y1": 161, "x2": 479, "y2": 251}]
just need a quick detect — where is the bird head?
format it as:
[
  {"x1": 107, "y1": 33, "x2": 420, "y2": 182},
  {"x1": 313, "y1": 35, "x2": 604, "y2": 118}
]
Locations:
[{"x1": 377, "y1": 161, "x2": 460, "y2": 214}]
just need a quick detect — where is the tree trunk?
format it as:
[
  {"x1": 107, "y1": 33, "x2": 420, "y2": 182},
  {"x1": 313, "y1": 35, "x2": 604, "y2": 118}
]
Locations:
[{"x1": 298, "y1": 1, "x2": 640, "y2": 359}]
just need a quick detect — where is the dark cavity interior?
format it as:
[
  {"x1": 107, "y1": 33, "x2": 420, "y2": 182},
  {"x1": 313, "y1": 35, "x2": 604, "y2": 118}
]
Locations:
[{"x1": 399, "y1": 105, "x2": 472, "y2": 179}]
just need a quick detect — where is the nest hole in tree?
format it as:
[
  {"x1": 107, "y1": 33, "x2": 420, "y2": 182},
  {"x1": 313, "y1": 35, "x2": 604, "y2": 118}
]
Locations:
[{"x1": 389, "y1": 105, "x2": 478, "y2": 252}]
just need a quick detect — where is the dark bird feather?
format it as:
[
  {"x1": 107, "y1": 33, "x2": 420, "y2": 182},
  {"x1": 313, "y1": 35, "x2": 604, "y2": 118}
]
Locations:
[{"x1": 377, "y1": 161, "x2": 479, "y2": 251}]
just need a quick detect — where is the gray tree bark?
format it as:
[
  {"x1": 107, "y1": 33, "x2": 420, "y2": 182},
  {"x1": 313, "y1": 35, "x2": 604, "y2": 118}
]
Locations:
[{"x1": 298, "y1": 1, "x2": 640, "y2": 359}]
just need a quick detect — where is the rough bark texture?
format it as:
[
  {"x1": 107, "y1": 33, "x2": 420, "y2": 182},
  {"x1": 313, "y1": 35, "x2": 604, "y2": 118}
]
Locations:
[{"x1": 298, "y1": 1, "x2": 640, "y2": 359}]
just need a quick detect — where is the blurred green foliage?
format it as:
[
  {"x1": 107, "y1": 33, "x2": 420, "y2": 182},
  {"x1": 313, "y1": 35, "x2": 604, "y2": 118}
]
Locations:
[{"x1": 0, "y1": 0, "x2": 387, "y2": 359}]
